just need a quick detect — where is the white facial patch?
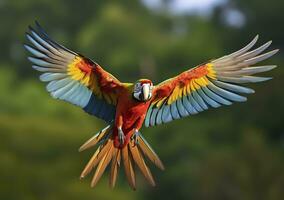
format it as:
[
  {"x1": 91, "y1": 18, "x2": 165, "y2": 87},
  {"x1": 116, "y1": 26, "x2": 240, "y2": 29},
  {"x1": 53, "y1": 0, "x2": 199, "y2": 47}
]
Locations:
[{"x1": 133, "y1": 82, "x2": 153, "y2": 101}]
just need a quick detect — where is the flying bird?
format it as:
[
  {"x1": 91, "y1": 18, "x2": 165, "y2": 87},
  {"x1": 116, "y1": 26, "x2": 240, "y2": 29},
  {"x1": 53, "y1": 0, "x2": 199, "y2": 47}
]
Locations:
[{"x1": 24, "y1": 22, "x2": 278, "y2": 190}]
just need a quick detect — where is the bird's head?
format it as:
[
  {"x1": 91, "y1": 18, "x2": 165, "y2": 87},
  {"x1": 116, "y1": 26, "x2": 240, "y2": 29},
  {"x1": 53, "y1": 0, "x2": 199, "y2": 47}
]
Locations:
[{"x1": 133, "y1": 79, "x2": 153, "y2": 102}]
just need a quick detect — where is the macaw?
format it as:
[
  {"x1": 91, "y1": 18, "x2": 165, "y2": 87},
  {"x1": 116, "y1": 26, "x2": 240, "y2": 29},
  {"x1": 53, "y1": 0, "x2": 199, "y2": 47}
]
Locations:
[{"x1": 24, "y1": 22, "x2": 278, "y2": 190}]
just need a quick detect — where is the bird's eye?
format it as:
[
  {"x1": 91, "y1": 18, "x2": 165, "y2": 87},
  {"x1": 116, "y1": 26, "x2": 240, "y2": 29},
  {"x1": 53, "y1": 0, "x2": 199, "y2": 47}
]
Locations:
[{"x1": 134, "y1": 83, "x2": 142, "y2": 91}]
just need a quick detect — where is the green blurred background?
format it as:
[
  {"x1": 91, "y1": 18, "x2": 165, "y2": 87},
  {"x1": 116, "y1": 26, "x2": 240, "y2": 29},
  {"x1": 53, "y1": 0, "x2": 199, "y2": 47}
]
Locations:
[{"x1": 0, "y1": 0, "x2": 283, "y2": 199}]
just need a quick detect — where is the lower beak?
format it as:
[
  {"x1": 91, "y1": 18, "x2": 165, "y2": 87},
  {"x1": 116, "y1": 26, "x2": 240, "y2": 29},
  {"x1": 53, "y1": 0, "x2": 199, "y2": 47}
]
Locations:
[{"x1": 142, "y1": 85, "x2": 150, "y2": 101}]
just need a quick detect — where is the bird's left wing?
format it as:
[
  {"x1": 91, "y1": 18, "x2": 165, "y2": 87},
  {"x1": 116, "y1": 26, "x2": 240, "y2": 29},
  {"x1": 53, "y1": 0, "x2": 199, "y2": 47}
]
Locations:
[
  {"x1": 24, "y1": 23, "x2": 123, "y2": 122},
  {"x1": 145, "y1": 35, "x2": 278, "y2": 127}
]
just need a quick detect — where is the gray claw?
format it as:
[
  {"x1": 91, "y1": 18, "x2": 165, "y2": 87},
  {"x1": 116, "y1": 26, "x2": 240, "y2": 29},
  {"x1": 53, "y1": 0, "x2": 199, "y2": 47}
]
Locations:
[
  {"x1": 131, "y1": 130, "x2": 140, "y2": 145},
  {"x1": 118, "y1": 128, "x2": 125, "y2": 146}
]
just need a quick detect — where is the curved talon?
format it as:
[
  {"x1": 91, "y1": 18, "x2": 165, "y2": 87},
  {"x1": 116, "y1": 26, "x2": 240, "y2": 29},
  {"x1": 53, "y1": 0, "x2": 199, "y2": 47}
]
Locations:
[
  {"x1": 131, "y1": 130, "x2": 140, "y2": 145},
  {"x1": 118, "y1": 127, "x2": 125, "y2": 146}
]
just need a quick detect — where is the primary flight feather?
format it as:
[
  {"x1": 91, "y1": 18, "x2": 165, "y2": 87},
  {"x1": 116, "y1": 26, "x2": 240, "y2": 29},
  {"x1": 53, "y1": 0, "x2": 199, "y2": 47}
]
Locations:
[{"x1": 24, "y1": 22, "x2": 278, "y2": 190}]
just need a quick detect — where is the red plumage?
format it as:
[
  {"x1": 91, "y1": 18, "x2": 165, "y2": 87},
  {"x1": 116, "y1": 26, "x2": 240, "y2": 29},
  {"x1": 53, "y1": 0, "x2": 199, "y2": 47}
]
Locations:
[{"x1": 113, "y1": 85, "x2": 152, "y2": 148}]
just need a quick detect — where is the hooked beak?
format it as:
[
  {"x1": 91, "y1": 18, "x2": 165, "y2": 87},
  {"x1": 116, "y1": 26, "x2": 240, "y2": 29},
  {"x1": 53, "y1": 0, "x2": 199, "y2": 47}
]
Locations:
[{"x1": 142, "y1": 84, "x2": 150, "y2": 101}]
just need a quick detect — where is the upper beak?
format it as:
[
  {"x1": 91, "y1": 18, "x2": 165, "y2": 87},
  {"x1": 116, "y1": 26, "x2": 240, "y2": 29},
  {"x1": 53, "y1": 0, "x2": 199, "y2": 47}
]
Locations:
[{"x1": 142, "y1": 84, "x2": 150, "y2": 101}]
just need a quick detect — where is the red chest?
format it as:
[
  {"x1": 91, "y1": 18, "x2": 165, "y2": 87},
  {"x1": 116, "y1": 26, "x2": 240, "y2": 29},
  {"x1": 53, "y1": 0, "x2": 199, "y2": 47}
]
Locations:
[
  {"x1": 117, "y1": 96, "x2": 150, "y2": 128},
  {"x1": 112, "y1": 87, "x2": 153, "y2": 148}
]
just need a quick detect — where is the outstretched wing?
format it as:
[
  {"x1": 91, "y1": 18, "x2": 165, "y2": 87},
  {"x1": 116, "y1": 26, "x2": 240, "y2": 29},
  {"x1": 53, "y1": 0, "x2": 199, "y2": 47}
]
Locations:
[
  {"x1": 145, "y1": 35, "x2": 278, "y2": 127},
  {"x1": 24, "y1": 22, "x2": 123, "y2": 122}
]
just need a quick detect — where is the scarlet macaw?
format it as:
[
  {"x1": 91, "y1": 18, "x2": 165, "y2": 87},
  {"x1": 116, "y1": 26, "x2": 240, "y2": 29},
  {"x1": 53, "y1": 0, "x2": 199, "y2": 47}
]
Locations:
[{"x1": 24, "y1": 22, "x2": 278, "y2": 189}]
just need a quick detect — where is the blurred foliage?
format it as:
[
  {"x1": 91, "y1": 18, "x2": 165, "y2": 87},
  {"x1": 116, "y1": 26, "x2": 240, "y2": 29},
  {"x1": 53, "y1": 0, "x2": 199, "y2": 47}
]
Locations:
[{"x1": 0, "y1": 0, "x2": 283, "y2": 199}]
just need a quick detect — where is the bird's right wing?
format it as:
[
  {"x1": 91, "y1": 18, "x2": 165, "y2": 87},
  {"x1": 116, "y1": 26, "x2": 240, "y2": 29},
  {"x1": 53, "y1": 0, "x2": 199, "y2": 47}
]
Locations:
[{"x1": 25, "y1": 22, "x2": 123, "y2": 122}]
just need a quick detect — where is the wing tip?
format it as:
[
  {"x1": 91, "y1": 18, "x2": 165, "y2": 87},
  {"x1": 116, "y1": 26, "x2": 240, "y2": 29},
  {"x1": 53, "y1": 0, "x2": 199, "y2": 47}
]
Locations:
[
  {"x1": 252, "y1": 76, "x2": 273, "y2": 82},
  {"x1": 273, "y1": 49, "x2": 280, "y2": 54},
  {"x1": 35, "y1": 20, "x2": 41, "y2": 28},
  {"x1": 250, "y1": 34, "x2": 259, "y2": 46},
  {"x1": 27, "y1": 56, "x2": 34, "y2": 62},
  {"x1": 23, "y1": 44, "x2": 30, "y2": 51},
  {"x1": 266, "y1": 65, "x2": 277, "y2": 71}
]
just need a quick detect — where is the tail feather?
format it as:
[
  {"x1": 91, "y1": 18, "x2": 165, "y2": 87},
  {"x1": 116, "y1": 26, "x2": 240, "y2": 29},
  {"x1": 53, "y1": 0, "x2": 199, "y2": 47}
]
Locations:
[
  {"x1": 91, "y1": 143, "x2": 114, "y2": 187},
  {"x1": 129, "y1": 140, "x2": 155, "y2": 186},
  {"x1": 122, "y1": 146, "x2": 136, "y2": 189},
  {"x1": 109, "y1": 148, "x2": 120, "y2": 188},
  {"x1": 80, "y1": 139, "x2": 112, "y2": 178},
  {"x1": 79, "y1": 125, "x2": 112, "y2": 152},
  {"x1": 79, "y1": 125, "x2": 164, "y2": 189},
  {"x1": 80, "y1": 148, "x2": 100, "y2": 178},
  {"x1": 138, "y1": 134, "x2": 165, "y2": 170}
]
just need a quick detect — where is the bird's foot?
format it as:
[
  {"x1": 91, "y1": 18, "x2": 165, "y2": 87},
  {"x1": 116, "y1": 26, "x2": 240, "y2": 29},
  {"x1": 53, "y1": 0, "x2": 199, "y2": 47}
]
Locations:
[
  {"x1": 131, "y1": 129, "x2": 140, "y2": 145},
  {"x1": 118, "y1": 127, "x2": 125, "y2": 146}
]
